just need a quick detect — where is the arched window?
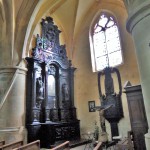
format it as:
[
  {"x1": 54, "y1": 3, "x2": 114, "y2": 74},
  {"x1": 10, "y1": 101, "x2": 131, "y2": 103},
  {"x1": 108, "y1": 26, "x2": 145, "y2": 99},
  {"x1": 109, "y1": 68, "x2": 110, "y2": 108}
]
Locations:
[{"x1": 90, "y1": 12, "x2": 123, "y2": 72}]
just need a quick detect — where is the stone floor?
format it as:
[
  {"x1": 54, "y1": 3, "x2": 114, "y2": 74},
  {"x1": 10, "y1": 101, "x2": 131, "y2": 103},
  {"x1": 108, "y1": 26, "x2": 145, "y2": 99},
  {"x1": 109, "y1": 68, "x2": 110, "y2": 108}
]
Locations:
[
  {"x1": 40, "y1": 139, "x2": 90, "y2": 149},
  {"x1": 70, "y1": 142, "x2": 116, "y2": 150},
  {"x1": 41, "y1": 141, "x2": 116, "y2": 150}
]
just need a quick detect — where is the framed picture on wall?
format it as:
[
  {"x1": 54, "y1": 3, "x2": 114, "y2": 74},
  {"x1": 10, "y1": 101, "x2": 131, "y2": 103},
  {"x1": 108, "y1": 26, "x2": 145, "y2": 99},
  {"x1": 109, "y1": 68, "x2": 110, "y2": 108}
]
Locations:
[{"x1": 88, "y1": 101, "x2": 95, "y2": 112}]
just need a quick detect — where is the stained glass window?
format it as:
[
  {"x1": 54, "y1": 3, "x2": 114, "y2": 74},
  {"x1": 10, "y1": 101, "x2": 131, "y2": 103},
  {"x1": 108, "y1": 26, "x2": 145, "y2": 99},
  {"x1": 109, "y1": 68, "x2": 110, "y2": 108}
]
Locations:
[{"x1": 91, "y1": 13, "x2": 123, "y2": 71}]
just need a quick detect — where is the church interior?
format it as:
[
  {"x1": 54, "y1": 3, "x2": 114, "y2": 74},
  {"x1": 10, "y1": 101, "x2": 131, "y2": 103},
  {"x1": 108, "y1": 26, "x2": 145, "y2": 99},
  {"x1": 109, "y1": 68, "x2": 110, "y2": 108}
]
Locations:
[{"x1": 0, "y1": 0, "x2": 150, "y2": 149}]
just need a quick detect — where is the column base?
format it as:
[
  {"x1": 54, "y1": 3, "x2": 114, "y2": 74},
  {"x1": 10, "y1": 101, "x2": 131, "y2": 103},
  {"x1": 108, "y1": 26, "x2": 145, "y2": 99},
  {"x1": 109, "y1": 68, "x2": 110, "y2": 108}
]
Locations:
[
  {"x1": 145, "y1": 131, "x2": 150, "y2": 150},
  {"x1": 0, "y1": 126, "x2": 27, "y2": 144}
]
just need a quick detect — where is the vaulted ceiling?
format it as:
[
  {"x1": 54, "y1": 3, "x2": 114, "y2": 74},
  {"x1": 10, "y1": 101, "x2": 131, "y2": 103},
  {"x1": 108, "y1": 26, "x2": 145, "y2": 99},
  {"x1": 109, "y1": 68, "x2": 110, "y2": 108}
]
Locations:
[
  {"x1": 0, "y1": 0, "x2": 125, "y2": 65},
  {"x1": 25, "y1": 0, "x2": 125, "y2": 59}
]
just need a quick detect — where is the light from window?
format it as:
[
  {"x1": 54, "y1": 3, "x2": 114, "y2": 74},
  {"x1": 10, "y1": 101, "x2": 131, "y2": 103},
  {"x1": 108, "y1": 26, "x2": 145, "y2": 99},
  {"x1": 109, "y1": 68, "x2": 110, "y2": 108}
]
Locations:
[{"x1": 92, "y1": 13, "x2": 122, "y2": 71}]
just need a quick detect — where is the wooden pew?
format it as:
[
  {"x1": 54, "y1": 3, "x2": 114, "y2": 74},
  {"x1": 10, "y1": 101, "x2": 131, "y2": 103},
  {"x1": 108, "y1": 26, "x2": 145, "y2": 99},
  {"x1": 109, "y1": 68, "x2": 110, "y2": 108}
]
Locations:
[
  {"x1": 0, "y1": 141, "x2": 23, "y2": 150},
  {"x1": 50, "y1": 141, "x2": 70, "y2": 150},
  {"x1": 13, "y1": 140, "x2": 40, "y2": 150},
  {"x1": 93, "y1": 142, "x2": 103, "y2": 150},
  {"x1": 0, "y1": 141, "x2": 5, "y2": 147}
]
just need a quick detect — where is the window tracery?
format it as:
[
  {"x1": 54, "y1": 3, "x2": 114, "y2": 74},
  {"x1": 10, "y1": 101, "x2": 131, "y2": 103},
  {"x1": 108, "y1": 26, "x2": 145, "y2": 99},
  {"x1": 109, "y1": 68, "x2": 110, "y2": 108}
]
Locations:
[{"x1": 90, "y1": 12, "x2": 123, "y2": 72}]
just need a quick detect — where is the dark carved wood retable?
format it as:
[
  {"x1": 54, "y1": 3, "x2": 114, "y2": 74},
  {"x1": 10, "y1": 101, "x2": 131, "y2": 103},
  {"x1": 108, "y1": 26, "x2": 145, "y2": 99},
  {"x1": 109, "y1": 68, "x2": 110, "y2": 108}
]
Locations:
[{"x1": 25, "y1": 17, "x2": 80, "y2": 148}]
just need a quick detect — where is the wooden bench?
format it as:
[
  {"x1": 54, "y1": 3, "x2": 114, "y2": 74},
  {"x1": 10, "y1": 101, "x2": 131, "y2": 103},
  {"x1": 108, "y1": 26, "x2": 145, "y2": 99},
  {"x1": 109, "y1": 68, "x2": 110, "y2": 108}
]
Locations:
[
  {"x1": 0, "y1": 141, "x2": 5, "y2": 147},
  {"x1": 0, "y1": 141, "x2": 23, "y2": 150},
  {"x1": 116, "y1": 131, "x2": 134, "y2": 150},
  {"x1": 13, "y1": 140, "x2": 40, "y2": 150},
  {"x1": 93, "y1": 142, "x2": 103, "y2": 150},
  {"x1": 50, "y1": 141, "x2": 70, "y2": 150}
]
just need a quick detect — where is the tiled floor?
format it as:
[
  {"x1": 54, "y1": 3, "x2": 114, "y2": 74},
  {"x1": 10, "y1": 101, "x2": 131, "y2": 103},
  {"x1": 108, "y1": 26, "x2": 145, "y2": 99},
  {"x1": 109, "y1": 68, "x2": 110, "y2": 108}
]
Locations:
[{"x1": 70, "y1": 143, "x2": 116, "y2": 150}]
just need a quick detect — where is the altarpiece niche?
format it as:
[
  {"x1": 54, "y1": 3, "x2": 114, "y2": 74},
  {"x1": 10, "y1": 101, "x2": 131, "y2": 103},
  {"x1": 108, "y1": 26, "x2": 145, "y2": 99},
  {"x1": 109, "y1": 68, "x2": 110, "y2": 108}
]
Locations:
[{"x1": 25, "y1": 17, "x2": 80, "y2": 148}]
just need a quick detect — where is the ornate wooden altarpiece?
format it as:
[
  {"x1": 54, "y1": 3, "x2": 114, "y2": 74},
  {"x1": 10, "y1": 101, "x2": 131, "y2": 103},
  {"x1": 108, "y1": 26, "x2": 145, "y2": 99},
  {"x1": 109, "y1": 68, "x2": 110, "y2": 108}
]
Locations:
[
  {"x1": 25, "y1": 17, "x2": 80, "y2": 148},
  {"x1": 98, "y1": 67, "x2": 124, "y2": 138}
]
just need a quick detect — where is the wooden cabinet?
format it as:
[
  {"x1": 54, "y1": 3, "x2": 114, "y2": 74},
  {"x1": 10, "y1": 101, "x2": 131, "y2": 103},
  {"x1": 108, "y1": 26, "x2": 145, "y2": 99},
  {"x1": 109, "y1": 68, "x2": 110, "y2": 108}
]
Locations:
[
  {"x1": 124, "y1": 84, "x2": 148, "y2": 150},
  {"x1": 54, "y1": 121, "x2": 80, "y2": 141}
]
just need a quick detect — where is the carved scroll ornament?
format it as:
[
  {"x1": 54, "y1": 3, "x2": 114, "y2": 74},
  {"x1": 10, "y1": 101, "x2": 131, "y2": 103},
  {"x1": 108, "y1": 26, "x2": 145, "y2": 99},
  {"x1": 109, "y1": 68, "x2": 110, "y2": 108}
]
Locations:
[{"x1": 31, "y1": 17, "x2": 70, "y2": 69}]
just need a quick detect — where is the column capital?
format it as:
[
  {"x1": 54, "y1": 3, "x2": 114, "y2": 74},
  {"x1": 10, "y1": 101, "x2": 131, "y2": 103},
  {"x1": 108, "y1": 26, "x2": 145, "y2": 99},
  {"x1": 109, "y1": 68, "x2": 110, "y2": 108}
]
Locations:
[{"x1": 126, "y1": 1, "x2": 150, "y2": 33}]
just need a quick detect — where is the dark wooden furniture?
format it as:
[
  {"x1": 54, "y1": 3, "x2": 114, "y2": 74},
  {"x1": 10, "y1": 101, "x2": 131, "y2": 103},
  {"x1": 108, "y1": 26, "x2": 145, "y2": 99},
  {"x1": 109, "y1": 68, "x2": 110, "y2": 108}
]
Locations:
[
  {"x1": 0, "y1": 141, "x2": 23, "y2": 150},
  {"x1": 0, "y1": 141, "x2": 5, "y2": 147},
  {"x1": 97, "y1": 67, "x2": 124, "y2": 138},
  {"x1": 25, "y1": 17, "x2": 80, "y2": 148},
  {"x1": 13, "y1": 140, "x2": 40, "y2": 150},
  {"x1": 50, "y1": 141, "x2": 70, "y2": 150},
  {"x1": 124, "y1": 83, "x2": 148, "y2": 150}
]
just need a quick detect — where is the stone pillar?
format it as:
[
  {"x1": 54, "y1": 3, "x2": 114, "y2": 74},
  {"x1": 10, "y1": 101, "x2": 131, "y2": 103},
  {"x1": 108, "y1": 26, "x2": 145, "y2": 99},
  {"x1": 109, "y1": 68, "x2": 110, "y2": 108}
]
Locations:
[
  {"x1": 45, "y1": 65, "x2": 51, "y2": 122},
  {"x1": 32, "y1": 68, "x2": 38, "y2": 108},
  {"x1": 69, "y1": 67, "x2": 77, "y2": 120},
  {"x1": 31, "y1": 66, "x2": 41, "y2": 123},
  {"x1": 125, "y1": 1, "x2": 150, "y2": 149},
  {"x1": 0, "y1": 66, "x2": 27, "y2": 143}
]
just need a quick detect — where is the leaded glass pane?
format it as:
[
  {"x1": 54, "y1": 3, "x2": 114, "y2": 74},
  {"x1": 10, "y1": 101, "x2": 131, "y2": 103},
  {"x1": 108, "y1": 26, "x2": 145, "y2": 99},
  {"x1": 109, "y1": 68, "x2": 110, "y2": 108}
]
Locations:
[
  {"x1": 106, "y1": 25, "x2": 118, "y2": 40},
  {"x1": 94, "y1": 25, "x2": 102, "y2": 33},
  {"x1": 107, "y1": 38, "x2": 121, "y2": 53},
  {"x1": 98, "y1": 15, "x2": 108, "y2": 27},
  {"x1": 108, "y1": 51, "x2": 122, "y2": 67},
  {"x1": 93, "y1": 31, "x2": 107, "y2": 57},
  {"x1": 107, "y1": 20, "x2": 114, "y2": 27},
  {"x1": 96, "y1": 55, "x2": 108, "y2": 70}
]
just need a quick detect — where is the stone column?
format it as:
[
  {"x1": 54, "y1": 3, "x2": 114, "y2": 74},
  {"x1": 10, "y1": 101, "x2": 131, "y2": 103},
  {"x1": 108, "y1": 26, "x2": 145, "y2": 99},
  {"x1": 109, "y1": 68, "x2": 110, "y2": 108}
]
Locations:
[
  {"x1": 125, "y1": 1, "x2": 150, "y2": 149},
  {"x1": 69, "y1": 67, "x2": 77, "y2": 120},
  {"x1": 0, "y1": 66, "x2": 27, "y2": 143},
  {"x1": 45, "y1": 65, "x2": 51, "y2": 122},
  {"x1": 32, "y1": 67, "x2": 38, "y2": 108}
]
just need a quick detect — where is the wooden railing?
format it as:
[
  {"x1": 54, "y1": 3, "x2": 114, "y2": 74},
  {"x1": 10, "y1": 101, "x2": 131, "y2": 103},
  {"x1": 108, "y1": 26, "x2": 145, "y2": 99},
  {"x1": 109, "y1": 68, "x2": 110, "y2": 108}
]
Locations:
[
  {"x1": 0, "y1": 141, "x2": 5, "y2": 147},
  {"x1": 0, "y1": 140, "x2": 70, "y2": 150},
  {"x1": 93, "y1": 142, "x2": 103, "y2": 150},
  {"x1": 50, "y1": 141, "x2": 70, "y2": 150},
  {"x1": 13, "y1": 140, "x2": 40, "y2": 150},
  {"x1": 0, "y1": 141, "x2": 23, "y2": 150}
]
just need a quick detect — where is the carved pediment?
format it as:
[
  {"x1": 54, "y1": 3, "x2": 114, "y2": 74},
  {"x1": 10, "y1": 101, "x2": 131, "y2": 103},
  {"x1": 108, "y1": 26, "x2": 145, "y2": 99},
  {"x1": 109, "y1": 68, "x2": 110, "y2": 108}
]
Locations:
[{"x1": 31, "y1": 17, "x2": 70, "y2": 69}]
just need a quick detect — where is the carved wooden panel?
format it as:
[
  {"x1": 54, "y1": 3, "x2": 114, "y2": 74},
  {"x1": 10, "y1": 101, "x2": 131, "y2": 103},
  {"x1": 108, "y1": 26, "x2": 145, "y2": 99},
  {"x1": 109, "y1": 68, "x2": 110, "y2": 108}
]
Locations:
[
  {"x1": 124, "y1": 84, "x2": 148, "y2": 150},
  {"x1": 54, "y1": 121, "x2": 80, "y2": 141}
]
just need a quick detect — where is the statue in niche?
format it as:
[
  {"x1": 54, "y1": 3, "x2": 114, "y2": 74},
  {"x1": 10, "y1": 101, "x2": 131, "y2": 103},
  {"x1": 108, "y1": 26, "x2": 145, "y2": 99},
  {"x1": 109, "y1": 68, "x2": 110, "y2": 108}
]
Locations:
[
  {"x1": 62, "y1": 83, "x2": 69, "y2": 101},
  {"x1": 36, "y1": 77, "x2": 44, "y2": 99},
  {"x1": 36, "y1": 77, "x2": 44, "y2": 108},
  {"x1": 32, "y1": 35, "x2": 45, "y2": 61}
]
